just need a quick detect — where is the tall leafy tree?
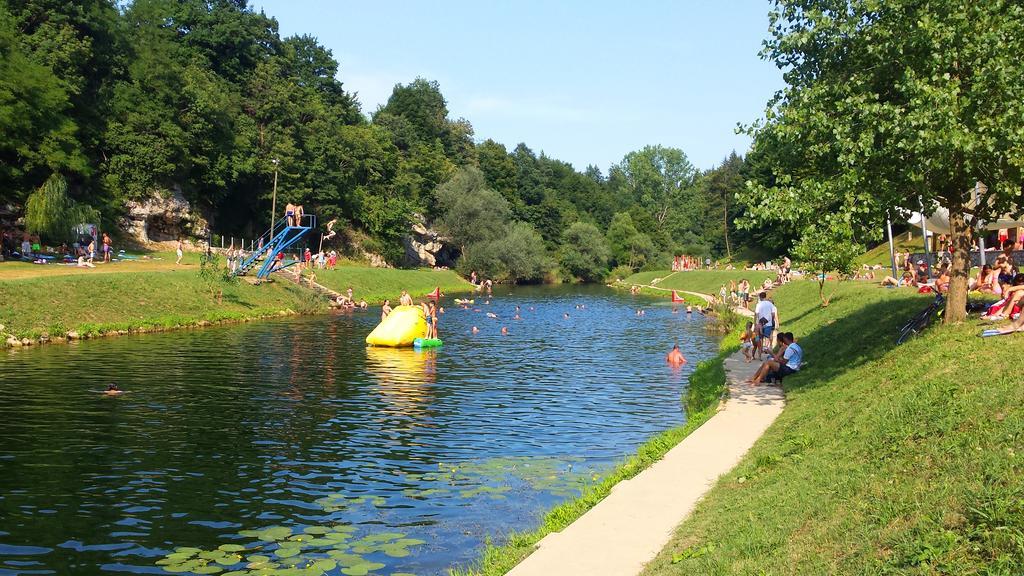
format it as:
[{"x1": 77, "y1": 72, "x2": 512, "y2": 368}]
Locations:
[
  {"x1": 698, "y1": 152, "x2": 745, "y2": 257},
  {"x1": 741, "y1": 0, "x2": 1024, "y2": 321},
  {"x1": 560, "y1": 222, "x2": 611, "y2": 282},
  {"x1": 0, "y1": 5, "x2": 85, "y2": 203}
]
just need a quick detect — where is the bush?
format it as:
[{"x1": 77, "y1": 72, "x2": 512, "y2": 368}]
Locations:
[
  {"x1": 458, "y1": 222, "x2": 552, "y2": 283},
  {"x1": 559, "y1": 222, "x2": 610, "y2": 282},
  {"x1": 607, "y1": 264, "x2": 635, "y2": 282}
]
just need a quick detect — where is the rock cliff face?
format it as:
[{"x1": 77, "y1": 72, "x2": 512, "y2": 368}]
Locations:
[
  {"x1": 122, "y1": 187, "x2": 208, "y2": 244},
  {"x1": 403, "y1": 219, "x2": 457, "y2": 267}
]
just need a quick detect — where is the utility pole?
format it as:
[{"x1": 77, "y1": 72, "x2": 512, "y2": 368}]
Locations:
[{"x1": 269, "y1": 158, "x2": 280, "y2": 240}]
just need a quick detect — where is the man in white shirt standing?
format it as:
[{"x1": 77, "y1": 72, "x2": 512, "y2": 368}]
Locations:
[{"x1": 754, "y1": 291, "x2": 780, "y2": 348}]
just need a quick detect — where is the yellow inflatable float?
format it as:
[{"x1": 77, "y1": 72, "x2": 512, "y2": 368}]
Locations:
[{"x1": 365, "y1": 305, "x2": 427, "y2": 347}]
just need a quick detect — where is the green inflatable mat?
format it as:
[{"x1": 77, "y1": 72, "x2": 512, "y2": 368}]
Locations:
[{"x1": 413, "y1": 337, "x2": 443, "y2": 349}]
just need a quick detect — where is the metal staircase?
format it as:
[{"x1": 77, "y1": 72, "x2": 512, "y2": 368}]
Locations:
[{"x1": 235, "y1": 214, "x2": 316, "y2": 279}]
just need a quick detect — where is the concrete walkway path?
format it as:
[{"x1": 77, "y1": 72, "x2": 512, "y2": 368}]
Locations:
[{"x1": 506, "y1": 352, "x2": 784, "y2": 576}]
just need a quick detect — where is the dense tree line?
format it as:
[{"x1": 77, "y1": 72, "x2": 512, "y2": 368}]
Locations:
[{"x1": 0, "y1": 0, "x2": 778, "y2": 282}]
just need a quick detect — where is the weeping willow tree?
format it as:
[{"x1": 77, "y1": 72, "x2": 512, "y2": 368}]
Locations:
[{"x1": 24, "y1": 174, "x2": 100, "y2": 243}]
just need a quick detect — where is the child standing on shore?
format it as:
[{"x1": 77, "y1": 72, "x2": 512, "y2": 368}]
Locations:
[{"x1": 740, "y1": 321, "x2": 755, "y2": 362}]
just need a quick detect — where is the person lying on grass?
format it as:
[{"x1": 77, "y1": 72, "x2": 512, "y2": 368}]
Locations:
[
  {"x1": 880, "y1": 271, "x2": 913, "y2": 288},
  {"x1": 982, "y1": 273, "x2": 1024, "y2": 321},
  {"x1": 747, "y1": 332, "x2": 801, "y2": 385}
]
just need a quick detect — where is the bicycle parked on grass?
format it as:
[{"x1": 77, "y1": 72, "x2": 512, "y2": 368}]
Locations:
[{"x1": 897, "y1": 293, "x2": 945, "y2": 344}]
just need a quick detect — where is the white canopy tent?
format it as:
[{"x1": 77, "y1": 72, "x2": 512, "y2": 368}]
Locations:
[
  {"x1": 888, "y1": 182, "x2": 1023, "y2": 274},
  {"x1": 907, "y1": 207, "x2": 1024, "y2": 236}
]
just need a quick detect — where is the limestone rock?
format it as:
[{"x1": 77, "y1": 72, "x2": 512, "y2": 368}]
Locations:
[
  {"x1": 362, "y1": 250, "x2": 391, "y2": 268},
  {"x1": 67, "y1": 331, "x2": 79, "y2": 340},
  {"x1": 6, "y1": 336, "x2": 20, "y2": 347},
  {"x1": 403, "y1": 215, "x2": 457, "y2": 268},
  {"x1": 122, "y1": 186, "x2": 209, "y2": 244}
]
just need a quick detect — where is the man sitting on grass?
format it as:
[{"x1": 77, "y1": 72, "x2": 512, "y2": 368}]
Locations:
[{"x1": 747, "y1": 332, "x2": 802, "y2": 385}]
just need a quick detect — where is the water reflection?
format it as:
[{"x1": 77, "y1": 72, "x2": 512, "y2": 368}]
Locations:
[
  {"x1": 0, "y1": 285, "x2": 718, "y2": 575},
  {"x1": 367, "y1": 347, "x2": 437, "y2": 422}
]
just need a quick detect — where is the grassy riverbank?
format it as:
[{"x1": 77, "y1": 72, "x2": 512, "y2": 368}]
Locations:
[
  {"x1": 451, "y1": 327, "x2": 739, "y2": 576},
  {"x1": 311, "y1": 266, "x2": 472, "y2": 303},
  {"x1": 642, "y1": 280, "x2": 1024, "y2": 574},
  {"x1": 0, "y1": 270, "x2": 325, "y2": 343},
  {"x1": 0, "y1": 263, "x2": 471, "y2": 345},
  {"x1": 619, "y1": 270, "x2": 776, "y2": 298}
]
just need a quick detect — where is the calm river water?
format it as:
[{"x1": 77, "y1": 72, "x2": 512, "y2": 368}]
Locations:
[{"x1": 0, "y1": 285, "x2": 718, "y2": 576}]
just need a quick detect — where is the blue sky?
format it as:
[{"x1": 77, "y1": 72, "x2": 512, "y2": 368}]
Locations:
[{"x1": 253, "y1": 0, "x2": 783, "y2": 172}]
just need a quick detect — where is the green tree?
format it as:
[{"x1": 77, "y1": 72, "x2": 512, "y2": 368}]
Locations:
[
  {"x1": 458, "y1": 222, "x2": 551, "y2": 284},
  {"x1": 500, "y1": 222, "x2": 552, "y2": 283},
  {"x1": 697, "y1": 152, "x2": 745, "y2": 257},
  {"x1": 793, "y1": 220, "x2": 863, "y2": 307},
  {"x1": 25, "y1": 173, "x2": 99, "y2": 243},
  {"x1": 0, "y1": 6, "x2": 85, "y2": 202},
  {"x1": 476, "y1": 139, "x2": 517, "y2": 202},
  {"x1": 559, "y1": 222, "x2": 611, "y2": 282},
  {"x1": 374, "y1": 77, "x2": 474, "y2": 163},
  {"x1": 615, "y1": 145, "x2": 698, "y2": 241},
  {"x1": 434, "y1": 167, "x2": 510, "y2": 252},
  {"x1": 741, "y1": 0, "x2": 1024, "y2": 322},
  {"x1": 607, "y1": 212, "x2": 639, "y2": 268}
]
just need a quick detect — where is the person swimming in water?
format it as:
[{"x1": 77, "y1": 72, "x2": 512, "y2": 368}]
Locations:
[
  {"x1": 686, "y1": 305, "x2": 693, "y2": 314},
  {"x1": 501, "y1": 326, "x2": 509, "y2": 335},
  {"x1": 666, "y1": 344, "x2": 687, "y2": 366},
  {"x1": 563, "y1": 313, "x2": 570, "y2": 319},
  {"x1": 105, "y1": 383, "x2": 124, "y2": 395},
  {"x1": 471, "y1": 326, "x2": 479, "y2": 334}
]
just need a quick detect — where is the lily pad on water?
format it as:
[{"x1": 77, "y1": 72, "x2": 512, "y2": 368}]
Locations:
[
  {"x1": 218, "y1": 544, "x2": 247, "y2": 553},
  {"x1": 340, "y1": 561, "x2": 385, "y2": 576},
  {"x1": 156, "y1": 522, "x2": 424, "y2": 575},
  {"x1": 325, "y1": 551, "x2": 365, "y2": 566},
  {"x1": 402, "y1": 487, "x2": 447, "y2": 499},
  {"x1": 380, "y1": 544, "x2": 410, "y2": 558},
  {"x1": 274, "y1": 546, "x2": 300, "y2": 559},
  {"x1": 459, "y1": 485, "x2": 511, "y2": 499}
]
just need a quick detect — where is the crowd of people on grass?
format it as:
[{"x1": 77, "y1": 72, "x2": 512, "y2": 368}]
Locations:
[{"x1": 1, "y1": 227, "x2": 118, "y2": 268}]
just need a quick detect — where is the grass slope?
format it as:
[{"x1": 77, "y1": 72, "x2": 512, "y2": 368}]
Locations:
[
  {"x1": 643, "y1": 280, "x2": 1024, "y2": 574},
  {"x1": 857, "y1": 230, "x2": 926, "y2": 266},
  {"x1": 0, "y1": 258, "x2": 471, "y2": 343},
  {"x1": 0, "y1": 270, "x2": 325, "y2": 341},
  {"x1": 620, "y1": 270, "x2": 777, "y2": 297},
  {"x1": 312, "y1": 267, "x2": 472, "y2": 303}
]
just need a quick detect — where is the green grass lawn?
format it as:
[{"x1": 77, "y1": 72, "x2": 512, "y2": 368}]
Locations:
[
  {"x1": 642, "y1": 280, "x2": 1024, "y2": 574},
  {"x1": 0, "y1": 270, "x2": 326, "y2": 341},
  {"x1": 310, "y1": 266, "x2": 472, "y2": 304},
  {"x1": 619, "y1": 270, "x2": 777, "y2": 297},
  {"x1": 857, "y1": 229, "x2": 927, "y2": 266},
  {"x1": 0, "y1": 262, "x2": 471, "y2": 344}
]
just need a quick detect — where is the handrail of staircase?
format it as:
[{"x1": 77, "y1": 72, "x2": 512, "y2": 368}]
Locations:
[{"x1": 251, "y1": 215, "x2": 292, "y2": 251}]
